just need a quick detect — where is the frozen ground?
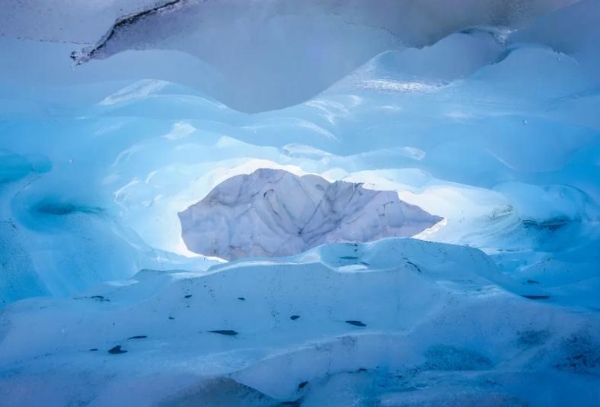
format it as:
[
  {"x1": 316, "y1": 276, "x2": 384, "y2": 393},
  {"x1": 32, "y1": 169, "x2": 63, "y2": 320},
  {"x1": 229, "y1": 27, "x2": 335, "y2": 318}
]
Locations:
[{"x1": 0, "y1": 0, "x2": 600, "y2": 405}]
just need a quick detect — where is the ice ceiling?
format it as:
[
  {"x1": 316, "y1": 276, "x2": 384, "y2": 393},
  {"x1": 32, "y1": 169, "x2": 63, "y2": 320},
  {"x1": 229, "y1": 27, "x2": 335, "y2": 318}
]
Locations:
[{"x1": 1, "y1": 0, "x2": 600, "y2": 405}]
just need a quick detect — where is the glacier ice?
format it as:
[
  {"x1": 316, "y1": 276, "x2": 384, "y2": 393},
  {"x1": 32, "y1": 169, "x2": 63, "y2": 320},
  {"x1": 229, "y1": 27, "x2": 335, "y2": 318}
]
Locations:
[
  {"x1": 179, "y1": 168, "x2": 442, "y2": 259},
  {"x1": 1, "y1": 0, "x2": 600, "y2": 405},
  {"x1": 3, "y1": 0, "x2": 577, "y2": 113},
  {"x1": 0, "y1": 239, "x2": 598, "y2": 405}
]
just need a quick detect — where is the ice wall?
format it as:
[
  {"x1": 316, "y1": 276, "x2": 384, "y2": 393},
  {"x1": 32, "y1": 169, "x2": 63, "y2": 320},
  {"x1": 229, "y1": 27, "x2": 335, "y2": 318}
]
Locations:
[
  {"x1": 1, "y1": 0, "x2": 600, "y2": 405},
  {"x1": 1, "y1": 0, "x2": 599, "y2": 305}
]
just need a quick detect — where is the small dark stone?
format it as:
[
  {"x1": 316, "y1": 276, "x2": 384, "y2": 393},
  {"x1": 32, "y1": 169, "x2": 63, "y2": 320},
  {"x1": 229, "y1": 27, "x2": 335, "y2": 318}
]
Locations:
[
  {"x1": 184, "y1": 295, "x2": 192, "y2": 299},
  {"x1": 89, "y1": 348, "x2": 98, "y2": 352},
  {"x1": 208, "y1": 330, "x2": 238, "y2": 336},
  {"x1": 345, "y1": 320, "x2": 367, "y2": 327},
  {"x1": 238, "y1": 297, "x2": 246, "y2": 301},
  {"x1": 290, "y1": 315, "x2": 300, "y2": 321},
  {"x1": 298, "y1": 381, "x2": 308, "y2": 389},
  {"x1": 522, "y1": 295, "x2": 550, "y2": 300},
  {"x1": 108, "y1": 345, "x2": 127, "y2": 355},
  {"x1": 128, "y1": 335, "x2": 148, "y2": 340}
]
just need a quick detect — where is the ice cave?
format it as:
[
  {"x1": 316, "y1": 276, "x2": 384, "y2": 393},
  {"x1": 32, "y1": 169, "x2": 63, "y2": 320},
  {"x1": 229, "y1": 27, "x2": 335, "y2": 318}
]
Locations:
[{"x1": 1, "y1": 0, "x2": 600, "y2": 405}]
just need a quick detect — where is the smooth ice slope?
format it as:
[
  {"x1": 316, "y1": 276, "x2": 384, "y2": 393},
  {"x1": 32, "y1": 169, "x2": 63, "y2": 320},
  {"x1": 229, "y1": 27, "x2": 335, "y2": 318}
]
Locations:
[
  {"x1": 1, "y1": 239, "x2": 598, "y2": 406},
  {"x1": 179, "y1": 169, "x2": 442, "y2": 259}
]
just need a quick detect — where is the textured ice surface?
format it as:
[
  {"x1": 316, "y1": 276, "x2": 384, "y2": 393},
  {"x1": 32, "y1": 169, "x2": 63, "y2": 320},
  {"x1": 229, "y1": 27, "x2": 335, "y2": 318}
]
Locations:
[
  {"x1": 1, "y1": 239, "x2": 598, "y2": 406},
  {"x1": 2, "y1": 0, "x2": 577, "y2": 112},
  {"x1": 1, "y1": 0, "x2": 600, "y2": 405},
  {"x1": 179, "y1": 168, "x2": 442, "y2": 259}
]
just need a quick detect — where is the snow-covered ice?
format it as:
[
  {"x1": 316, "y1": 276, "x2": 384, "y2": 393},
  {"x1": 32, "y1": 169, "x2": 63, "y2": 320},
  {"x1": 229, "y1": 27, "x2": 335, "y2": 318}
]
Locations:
[{"x1": 179, "y1": 168, "x2": 442, "y2": 259}]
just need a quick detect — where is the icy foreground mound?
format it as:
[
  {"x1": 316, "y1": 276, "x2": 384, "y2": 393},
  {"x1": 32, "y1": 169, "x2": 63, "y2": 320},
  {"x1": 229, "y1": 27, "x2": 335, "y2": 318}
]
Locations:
[
  {"x1": 179, "y1": 169, "x2": 441, "y2": 259},
  {"x1": 1, "y1": 239, "x2": 598, "y2": 406}
]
